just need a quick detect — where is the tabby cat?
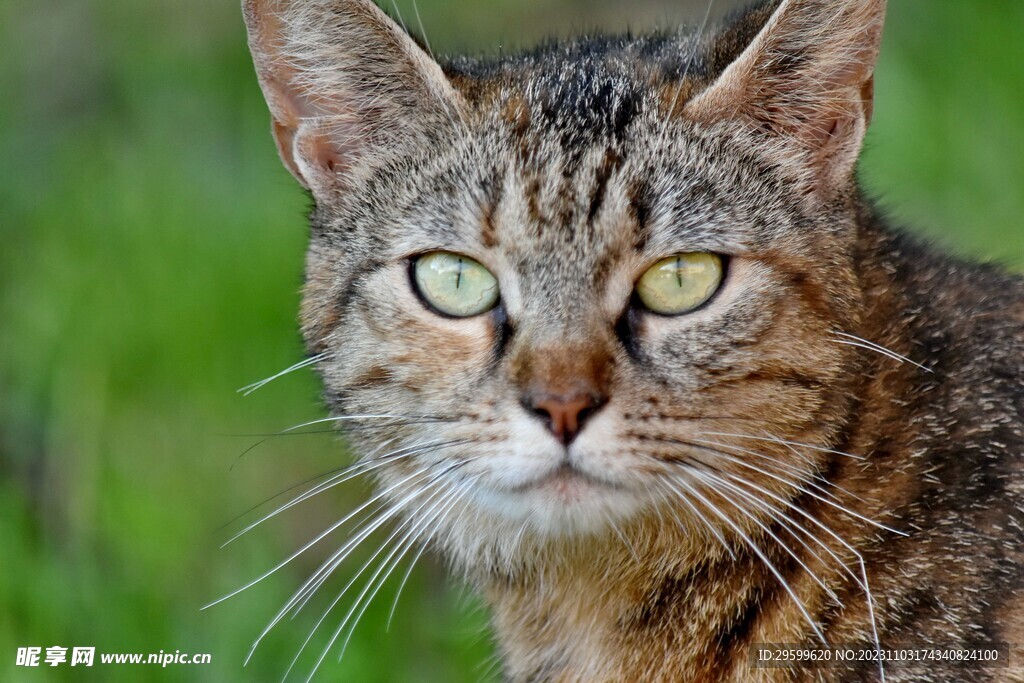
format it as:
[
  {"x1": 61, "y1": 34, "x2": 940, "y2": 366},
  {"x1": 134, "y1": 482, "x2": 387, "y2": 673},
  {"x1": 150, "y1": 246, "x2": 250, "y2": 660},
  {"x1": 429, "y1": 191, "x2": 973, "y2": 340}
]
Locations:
[{"x1": 241, "y1": 0, "x2": 1024, "y2": 680}]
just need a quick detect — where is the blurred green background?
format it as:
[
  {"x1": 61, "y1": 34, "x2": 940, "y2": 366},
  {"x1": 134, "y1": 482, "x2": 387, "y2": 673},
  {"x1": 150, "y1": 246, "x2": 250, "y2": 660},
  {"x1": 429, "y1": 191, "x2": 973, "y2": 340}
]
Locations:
[{"x1": 0, "y1": 0, "x2": 1021, "y2": 681}]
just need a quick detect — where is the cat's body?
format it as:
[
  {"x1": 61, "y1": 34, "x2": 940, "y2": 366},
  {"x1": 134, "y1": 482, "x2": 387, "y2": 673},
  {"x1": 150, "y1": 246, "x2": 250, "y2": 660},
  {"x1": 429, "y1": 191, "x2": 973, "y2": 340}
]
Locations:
[{"x1": 242, "y1": 0, "x2": 1024, "y2": 680}]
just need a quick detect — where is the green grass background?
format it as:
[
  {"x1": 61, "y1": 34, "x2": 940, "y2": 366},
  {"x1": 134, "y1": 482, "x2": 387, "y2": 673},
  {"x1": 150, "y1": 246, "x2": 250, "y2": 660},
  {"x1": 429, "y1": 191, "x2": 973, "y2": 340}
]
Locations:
[{"x1": 0, "y1": 0, "x2": 1021, "y2": 681}]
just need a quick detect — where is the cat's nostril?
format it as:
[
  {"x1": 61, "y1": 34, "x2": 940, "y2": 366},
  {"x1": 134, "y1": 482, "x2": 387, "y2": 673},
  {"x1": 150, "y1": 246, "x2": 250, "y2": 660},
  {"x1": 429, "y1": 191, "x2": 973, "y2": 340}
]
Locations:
[{"x1": 525, "y1": 393, "x2": 607, "y2": 446}]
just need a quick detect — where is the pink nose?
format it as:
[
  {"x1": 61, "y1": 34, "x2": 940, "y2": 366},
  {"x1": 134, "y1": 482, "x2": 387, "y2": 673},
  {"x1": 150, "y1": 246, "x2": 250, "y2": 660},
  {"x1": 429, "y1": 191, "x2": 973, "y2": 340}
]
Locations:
[{"x1": 526, "y1": 393, "x2": 606, "y2": 445}]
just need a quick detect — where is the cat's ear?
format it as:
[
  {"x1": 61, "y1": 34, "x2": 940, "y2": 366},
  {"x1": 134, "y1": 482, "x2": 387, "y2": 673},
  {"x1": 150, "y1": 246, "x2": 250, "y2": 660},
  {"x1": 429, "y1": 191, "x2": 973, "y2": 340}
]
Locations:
[
  {"x1": 243, "y1": 0, "x2": 463, "y2": 199},
  {"x1": 685, "y1": 0, "x2": 886, "y2": 199}
]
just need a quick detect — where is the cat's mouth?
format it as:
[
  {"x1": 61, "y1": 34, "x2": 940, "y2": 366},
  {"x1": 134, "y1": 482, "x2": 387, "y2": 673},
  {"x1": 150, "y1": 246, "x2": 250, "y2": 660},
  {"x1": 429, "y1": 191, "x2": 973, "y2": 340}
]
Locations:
[
  {"x1": 509, "y1": 462, "x2": 618, "y2": 497},
  {"x1": 476, "y1": 459, "x2": 644, "y2": 533}
]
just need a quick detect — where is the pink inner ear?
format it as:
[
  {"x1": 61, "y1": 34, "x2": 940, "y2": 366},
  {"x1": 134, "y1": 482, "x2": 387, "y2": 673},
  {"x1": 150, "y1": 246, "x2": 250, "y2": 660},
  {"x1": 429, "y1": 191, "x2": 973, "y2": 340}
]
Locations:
[
  {"x1": 683, "y1": 0, "x2": 886, "y2": 199},
  {"x1": 263, "y1": 71, "x2": 361, "y2": 192},
  {"x1": 291, "y1": 118, "x2": 364, "y2": 196},
  {"x1": 244, "y1": 0, "x2": 465, "y2": 201},
  {"x1": 271, "y1": 119, "x2": 306, "y2": 189},
  {"x1": 302, "y1": 126, "x2": 351, "y2": 178}
]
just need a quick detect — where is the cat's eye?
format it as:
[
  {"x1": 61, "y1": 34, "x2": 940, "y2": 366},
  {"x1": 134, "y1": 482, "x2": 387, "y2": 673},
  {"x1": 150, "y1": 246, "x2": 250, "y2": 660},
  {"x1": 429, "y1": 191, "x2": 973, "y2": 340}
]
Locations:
[
  {"x1": 635, "y1": 253, "x2": 724, "y2": 315},
  {"x1": 413, "y1": 251, "x2": 500, "y2": 318}
]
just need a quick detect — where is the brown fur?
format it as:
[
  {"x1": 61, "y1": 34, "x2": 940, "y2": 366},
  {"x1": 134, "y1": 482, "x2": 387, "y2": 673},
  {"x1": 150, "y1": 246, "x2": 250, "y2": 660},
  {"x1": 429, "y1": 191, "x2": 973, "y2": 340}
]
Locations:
[{"x1": 242, "y1": 1, "x2": 1024, "y2": 680}]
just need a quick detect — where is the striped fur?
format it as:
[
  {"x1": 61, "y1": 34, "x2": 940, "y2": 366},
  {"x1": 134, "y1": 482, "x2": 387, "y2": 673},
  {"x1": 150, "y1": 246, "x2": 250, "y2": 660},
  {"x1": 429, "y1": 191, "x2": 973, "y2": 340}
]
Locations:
[{"x1": 243, "y1": 0, "x2": 1024, "y2": 680}]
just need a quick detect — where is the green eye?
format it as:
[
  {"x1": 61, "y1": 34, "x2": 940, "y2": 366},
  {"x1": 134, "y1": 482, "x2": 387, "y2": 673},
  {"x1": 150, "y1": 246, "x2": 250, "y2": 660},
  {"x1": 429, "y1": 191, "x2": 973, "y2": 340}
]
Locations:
[
  {"x1": 635, "y1": 253, "x2": 724, "y2": 315},
  {"x1": 413, "y1": 251, "x2": 500, "y2": 317}
]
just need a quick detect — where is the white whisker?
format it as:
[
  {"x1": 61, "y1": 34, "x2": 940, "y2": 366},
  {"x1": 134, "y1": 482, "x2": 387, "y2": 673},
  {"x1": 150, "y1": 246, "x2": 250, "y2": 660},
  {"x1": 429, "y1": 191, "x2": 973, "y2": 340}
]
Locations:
[
  {"x1": 299, "y1": 467, "x2": 473, "y2": 681},
  {"x1": 283, "y1": 501, "x2": 432, "y2": 681},
  {"x1": 698, "y1": 431, "x2": 865, "y2": 461},
  {"x1": 690, "y1": 470, "x2": 843, "y2": 606},
  {"x1": 832, "y1": 331, "x2": 933, "y2": 373},
  {"x1": 278, "y1": 414, "x2": 448, "y2": 434},
  {"x1": 676, "y1": 434, "x2": 862, "y2": 508},
  {"x1": 658, "y1": 478, "x2": 736, "y2": 560},
  {"x1": 336, "y1": 476, "x2": 478, "y2": 663},
  {"x1": 692, "y1": 429, "x2": 873, "y2": 505},
  {"x1": 716, "y1": 472, "x2": 887, "y2": 681},
  {"x1": 656, "y1": 0, "x2": 716, "y2": 148},
  {"x1": 604, "y1": 510, "x2": 641, "y2": 563},
  {"x1": 238, "y1": 353, "x2": 329, "y2": 396},
  {"x1": 411, "y1": 0, "x2": 434, "y2": 60},
  {"x1": 386, "y1": 477, "x2": 476, "y2": 632},
  {"x1": 687, "y1": 437, "x2": 906, "y2": 536},
  {"x1": 243, "y1": 459, "x2": 471, "y2": 666},
  {"x1": 667, "y1": 474, "x2": 828, "y2": 644},
  {"x1": 210, "y1": 461, "x2": 439, "y2": 612},
  {"x1": 228, "y1": 415, "x2": 450, "y2": 471},
  {"x1": 287, "y1": 457, "x2": 474, "y2": 619},
  {"x1": 716, "y1": 472, "x2": 866, "y2": 592},
  {"x1": 224, "y1": 439, "x2": 467, "y2": 546}
]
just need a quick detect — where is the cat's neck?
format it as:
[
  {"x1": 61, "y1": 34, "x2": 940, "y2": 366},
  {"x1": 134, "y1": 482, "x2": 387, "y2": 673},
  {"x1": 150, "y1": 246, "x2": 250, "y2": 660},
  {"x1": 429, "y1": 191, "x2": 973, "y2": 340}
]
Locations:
[
  {"x1": 482, "y1": 527, "x2": 779, "y2": 682},
  {"x1": 480, "y1": 477, "x2": 891, "y2": 682}
]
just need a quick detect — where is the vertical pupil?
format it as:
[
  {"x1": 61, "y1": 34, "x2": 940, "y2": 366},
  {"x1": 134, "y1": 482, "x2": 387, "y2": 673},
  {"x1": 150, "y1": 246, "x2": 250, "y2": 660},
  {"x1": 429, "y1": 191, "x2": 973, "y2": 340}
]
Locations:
[
  {"x1": 675, "y1": 257, "x2": 683, "y2": 288},
  {"x1": 455, "y1": 258, "x2": 463, "y2": 289}
]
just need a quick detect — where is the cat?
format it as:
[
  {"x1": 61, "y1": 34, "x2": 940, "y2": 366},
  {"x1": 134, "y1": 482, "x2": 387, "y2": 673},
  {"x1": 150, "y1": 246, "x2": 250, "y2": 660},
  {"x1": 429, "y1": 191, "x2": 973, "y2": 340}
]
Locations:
[{"x1": 241, "y1": 0, "x2": 1024, "y2": 680}]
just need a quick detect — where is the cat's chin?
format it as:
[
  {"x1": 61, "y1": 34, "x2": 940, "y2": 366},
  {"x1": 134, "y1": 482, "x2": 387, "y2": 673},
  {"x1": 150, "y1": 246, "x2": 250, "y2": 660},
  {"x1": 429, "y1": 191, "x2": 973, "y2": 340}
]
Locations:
[
  {"x1": 510, "y1": 463, "x2": 610, "y2": 496},
  {"x1": 470, "y1": 465, "x2": 646, "y2": 539}
]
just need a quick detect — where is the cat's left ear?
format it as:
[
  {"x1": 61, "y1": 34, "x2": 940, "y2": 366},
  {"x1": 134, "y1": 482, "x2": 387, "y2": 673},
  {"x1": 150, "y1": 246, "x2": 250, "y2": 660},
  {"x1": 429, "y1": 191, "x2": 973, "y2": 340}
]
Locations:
[
  {"x1": 243, "y1": 0, "x2": 464, "y2": 202},
  {"x1": 685, "y1": 0, "x2": 886, "y2": 200}
]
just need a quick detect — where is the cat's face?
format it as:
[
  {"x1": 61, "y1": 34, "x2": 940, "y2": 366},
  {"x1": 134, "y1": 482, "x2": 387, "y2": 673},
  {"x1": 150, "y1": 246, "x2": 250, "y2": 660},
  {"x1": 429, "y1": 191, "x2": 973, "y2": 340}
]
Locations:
[{"x1": 245, "y1": 0, "x2": 885, "y2": 571}]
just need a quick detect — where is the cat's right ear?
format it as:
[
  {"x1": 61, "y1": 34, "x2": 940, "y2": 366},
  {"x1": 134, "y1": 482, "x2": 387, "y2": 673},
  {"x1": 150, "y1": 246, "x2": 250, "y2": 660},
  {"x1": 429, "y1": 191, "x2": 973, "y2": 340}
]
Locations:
[
  {"x1": 684, "y1": 0, "x2": 886, "y2": 200},
  {"x1": 243, "y1": 0, "x2": 463, "y2": 200}
]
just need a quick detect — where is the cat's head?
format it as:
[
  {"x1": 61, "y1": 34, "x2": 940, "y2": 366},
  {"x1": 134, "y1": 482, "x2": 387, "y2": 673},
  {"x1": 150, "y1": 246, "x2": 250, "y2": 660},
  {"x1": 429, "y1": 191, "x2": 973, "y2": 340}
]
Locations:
[{"x1": 244, "y1": 0, "x2": 886, "y2": 572}]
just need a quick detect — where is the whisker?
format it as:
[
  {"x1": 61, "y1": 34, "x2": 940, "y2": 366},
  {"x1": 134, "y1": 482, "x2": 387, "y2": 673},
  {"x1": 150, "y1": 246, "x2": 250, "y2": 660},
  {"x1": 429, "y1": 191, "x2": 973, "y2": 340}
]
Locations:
[
  {"x1": 666, "y1": 474, "x2": 828, "y2": 644},
  {"x1": 295, "y1": 464, "x2": 474, "y2": 681},
  {"x1": 712, "y1": 470, "x2": 886, "y2": 681},
  {"x1": 639, "y1": 413, "x2": 773, "y2": 424},
  {"x1": 674, "y1": 436, "x2": 906, "y2": 536},
  {"x1": 410, "y1": 0, "x2": 434, "y2": 60},
  {"x1": 698, "y1": 431, "x2": 865, "y2": 461},
  {"x1": 285, "y1": 499, "x2": 394, "y2": 619},
  {"x1": 656, "y1": 478, "x2": 736, "y2": 560},
  {"x1": 207, "y1": 460, "x2": 441, "y2": 611},
  {"x1": 283, "y1": 491, "x2": 441, "y2": 681},
  {"x1": 224, "y1": 439, "x2": 468, "y2": 546},
  {"x1": 217, "y1": 437, "x2": 402, "y2": 533},
  {"x1": 219, "y1": 428, "x2": 341, "y2": 438},
  {"x1": 604, "y1": 511, "x2": 641, "y2": 563},
  {"x1": 335, "y1": 476, "x2": 478, "y2": 664},
  {"x1": 655, "y1": 433, "x2": 860, "y2": 508},
  {"x1": 662, "y1": 461, "x2": 886, "y2": 677},
  {"x1": 220, "y1": 417, "x2": 452, "y2": 439},
  {"x1": 831, "y1": 331, "x2": 933, "y2": 373},
  {"x1": 286, "y1": 504, "x2": 395, "y2": 621},
  {"x1": 247, "y1": 459, "x2": 472, "y2": 669},
  {"x1": 692, "y1": 430, "x2": 873, "y2": 505},
  {"x1": 690, "y1": 469, "x2": 843, "y2": 606},
  {"x1": 510, "y1": 520, "x2": 531, "y2": 564},
  {"x1": 280, "y1": 413, "x2": 456, "y2": 434},
  {"x1": 386, "y1": 476, "x2": 477, "y2": 631},
  {"x1": 387, "y1": 0, "x2": 409, "y2": 35},
  {"x1": 228, "y1": 413, "x2": 452, "y2": 471},
  {"x1": 770, "y1": 438, "x2": 869, "y2": 505},
  {"x1": 661, "y1": 447, "x2": 888, "y2": 678},
  {"x1": 287, "y1": 455, "x2": 476, "y2": 619},
  {"x1": 723, "y1": 473, "x2": 867, "y2": 588},
  {"x1": 388, "y1": 0, "x2": 470, "y2": 143},
  {"x1": 656, "y1": 0, "x2": 716, "y2": 148},
  {"x1": 238, "y1": 353, "x2": 330, "y2": 396}
]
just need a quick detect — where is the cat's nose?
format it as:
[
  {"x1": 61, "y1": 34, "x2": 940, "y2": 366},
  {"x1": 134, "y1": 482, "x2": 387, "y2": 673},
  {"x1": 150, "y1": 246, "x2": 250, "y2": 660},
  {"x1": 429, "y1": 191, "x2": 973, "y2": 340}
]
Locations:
[{"x1": 525, "y1": 393, "x2": 607, "y2": 446}]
